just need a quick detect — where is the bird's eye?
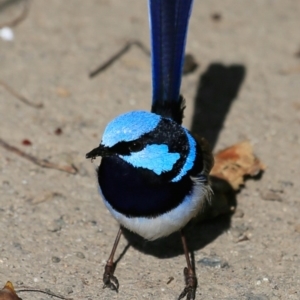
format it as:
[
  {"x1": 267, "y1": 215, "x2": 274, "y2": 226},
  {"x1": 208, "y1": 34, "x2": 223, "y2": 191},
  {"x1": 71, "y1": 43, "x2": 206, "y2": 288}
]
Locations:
[{"x1": 129, "y1": 141, "x2": 143, "y2": 152}]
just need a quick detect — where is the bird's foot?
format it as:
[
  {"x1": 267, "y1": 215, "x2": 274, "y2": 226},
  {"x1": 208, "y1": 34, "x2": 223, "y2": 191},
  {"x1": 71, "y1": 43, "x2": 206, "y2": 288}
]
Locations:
[
  {"x1": 103, "y1": 263, "x2": 119, "y2": 292},
  {"x1": 178, "y1": 267, "x2": 197, "y2": 300}
]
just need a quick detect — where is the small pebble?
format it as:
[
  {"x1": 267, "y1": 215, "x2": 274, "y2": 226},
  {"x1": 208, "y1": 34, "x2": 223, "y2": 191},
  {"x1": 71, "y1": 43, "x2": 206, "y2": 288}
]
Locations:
[
  {"x1": 47, "y1": 222, "x2": 62, "y2": 232},
  {"x1": 279, "y1": 180, "x2": 293, "y2": 187},
  {"x1": 197, "y1": 256, "x2": 228, "y2": 268},
  {"x1": 54, "y1": 128, "x2": 63, "y2": 135},
  {"x1": 246, "y1": 293, "x2": 269, "y2": 300},
  {"x1": 211, "y1": 13, "x2": 222, "y2": 22},
  {"x1": 183, "y1": 54, "x2": 198, "y2": 74},
  {"x1": 22, "y1": 139, "x2": 32, "y2": 146},
  {"x1": 52, "y1": 256, "x2": 61, "y2": 263},
  {"x1": 231, "y1": 223, "x2": 249, "y2": 238},
  {"x1": 294, "y1": 224, "x2": 300, "y2": 233},
  {"x1": 0, "y1": 27, "x2": 14, "y2": 41},
  {"x1": 66, "y1": 287, "x2": 73, "y2": 294},
  {"x1": 236, "y1": 234, "x2": 250, "y2": 243},
  {"x1": 233, "y1": 208, "x2": 244, "y2": 218},
  {"x1": 76, "y1": 252, "x2": 85, "y2": 259},
  {"x1": 260, "y1": 190, "x2": 282, "y2": 202},
  {"x1": 47, "y1": 216, "x2": 65, "y2": 232}
]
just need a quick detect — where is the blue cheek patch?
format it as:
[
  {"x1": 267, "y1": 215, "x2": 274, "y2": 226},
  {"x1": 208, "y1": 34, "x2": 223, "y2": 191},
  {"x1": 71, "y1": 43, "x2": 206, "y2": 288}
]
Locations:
[
  {"x1": 172, "y1": 129, "x2": 196, "y2": 182},
  {"x1": 101, "y1": 111, "x2": 160, "y2": 147},
  {"x1": 121, "y1": 144, "x2": 180, "y2": 175}
]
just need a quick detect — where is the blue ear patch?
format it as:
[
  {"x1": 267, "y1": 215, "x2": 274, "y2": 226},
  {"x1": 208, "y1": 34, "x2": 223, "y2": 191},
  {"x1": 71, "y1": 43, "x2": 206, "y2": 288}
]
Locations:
[
  {"x1": 171, "y1": 129, "x2": 196, "y2": 182},
  {"x1": 120, "y1": 144, "x2": 180, "y2": 175},
  {"x1": 102, "y1": 111, "x2": 161, "y2": 147}
]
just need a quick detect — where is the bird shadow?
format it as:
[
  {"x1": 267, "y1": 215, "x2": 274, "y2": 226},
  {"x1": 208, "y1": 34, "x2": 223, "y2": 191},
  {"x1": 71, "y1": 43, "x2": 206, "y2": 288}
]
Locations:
[
  {"x1": 191, "y1": 63, "x2": 246, "y2": 149},
  {"x1": 121, "y1": 63, "x2": 246, "y2": 259}
]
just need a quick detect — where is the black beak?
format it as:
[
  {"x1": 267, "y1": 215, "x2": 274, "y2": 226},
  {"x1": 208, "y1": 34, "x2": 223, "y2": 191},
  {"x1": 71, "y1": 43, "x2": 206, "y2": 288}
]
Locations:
[{"x1": 86, "y1": 145, "x2": 112, "y2": 159}]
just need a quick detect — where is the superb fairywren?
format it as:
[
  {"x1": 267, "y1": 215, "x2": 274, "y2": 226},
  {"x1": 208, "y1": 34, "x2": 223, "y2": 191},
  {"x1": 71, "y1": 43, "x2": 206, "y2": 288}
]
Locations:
[{"x1": 86, "y1": 1, "x2": 213, "y2": 299}]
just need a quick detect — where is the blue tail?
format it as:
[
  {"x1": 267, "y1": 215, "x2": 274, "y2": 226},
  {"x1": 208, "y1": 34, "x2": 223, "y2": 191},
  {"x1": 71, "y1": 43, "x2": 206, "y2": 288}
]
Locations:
[{"x1": 148, "y1": 0, "x2": 194, "y2": 123}]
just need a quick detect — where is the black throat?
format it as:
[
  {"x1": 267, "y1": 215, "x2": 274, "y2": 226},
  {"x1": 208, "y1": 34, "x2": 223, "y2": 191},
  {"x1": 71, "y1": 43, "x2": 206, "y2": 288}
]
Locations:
[{"x1": 98, "y1": 156, "x2": 193, "y2": 218}]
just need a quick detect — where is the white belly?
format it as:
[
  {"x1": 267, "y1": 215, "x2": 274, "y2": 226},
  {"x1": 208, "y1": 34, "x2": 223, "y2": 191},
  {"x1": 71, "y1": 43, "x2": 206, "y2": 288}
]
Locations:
[{"x1": 101, "y1": 180, "x2": 210, "y2": 241}]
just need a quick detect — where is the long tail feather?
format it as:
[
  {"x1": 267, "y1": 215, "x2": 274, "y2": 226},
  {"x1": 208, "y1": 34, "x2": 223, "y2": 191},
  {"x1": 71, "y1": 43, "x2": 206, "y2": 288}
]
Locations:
[{"x1": 148, "y1": 0, "x2": 194, "y2": 122}]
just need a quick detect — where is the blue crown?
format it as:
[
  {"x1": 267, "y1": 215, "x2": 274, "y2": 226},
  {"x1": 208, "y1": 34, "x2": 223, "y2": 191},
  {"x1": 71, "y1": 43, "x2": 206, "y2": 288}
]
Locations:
[{"x1": 101, "y1": 111, "x2": 160, "y2": 147}]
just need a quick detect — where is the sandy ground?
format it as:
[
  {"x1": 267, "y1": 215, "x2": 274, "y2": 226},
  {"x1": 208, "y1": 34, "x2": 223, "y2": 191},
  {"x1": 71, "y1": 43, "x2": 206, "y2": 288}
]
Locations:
[{"x1": 1, "y1": 1, "x2": 300, "y2": 299}]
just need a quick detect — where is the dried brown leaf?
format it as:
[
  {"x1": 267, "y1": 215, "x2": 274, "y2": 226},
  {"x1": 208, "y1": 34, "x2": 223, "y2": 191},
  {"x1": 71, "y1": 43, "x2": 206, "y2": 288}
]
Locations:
[
  {"x1": 211, "y1": 141, "x2": 266, "y2": 190},
  {"x1": 0, "y1": 282, "x2": 22, "y2": 300}
]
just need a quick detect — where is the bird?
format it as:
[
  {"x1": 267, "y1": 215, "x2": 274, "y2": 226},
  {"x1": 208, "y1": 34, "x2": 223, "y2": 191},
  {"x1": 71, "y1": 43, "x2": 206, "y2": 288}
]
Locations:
[{"x1": 86, "y1": 0, "x2": 214, "y2": 299}]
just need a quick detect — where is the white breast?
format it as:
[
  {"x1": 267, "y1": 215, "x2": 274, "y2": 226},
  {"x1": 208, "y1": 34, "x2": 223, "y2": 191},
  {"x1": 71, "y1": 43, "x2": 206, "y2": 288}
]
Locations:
[{"x1": 100, "y1": 178, "x2": 211, "y2": 241}]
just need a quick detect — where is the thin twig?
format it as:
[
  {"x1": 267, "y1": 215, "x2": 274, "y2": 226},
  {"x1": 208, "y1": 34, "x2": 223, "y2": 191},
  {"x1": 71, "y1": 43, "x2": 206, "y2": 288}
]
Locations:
[
  {"x1": 0, "y1": 138, "x2": 78, "y2": 174},
  {"x1": 89, "y1": 39, "x2": 197, "y2": 77},
  {"x1": 17, "y1": 287, "x2": 73, "y2": 300},
  {"x1": 0, "y1": 80, "x2": 43, "y2": 108},
  {"x1": 89, "y1": 40, "x2": 150, "y2": 78},
  {"x1": 0, "y1": 0, "x2": 29, "y2": 29}
]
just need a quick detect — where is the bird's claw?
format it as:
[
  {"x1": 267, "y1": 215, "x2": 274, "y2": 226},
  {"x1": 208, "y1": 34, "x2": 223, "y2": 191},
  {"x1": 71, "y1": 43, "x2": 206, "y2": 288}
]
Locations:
[
  {"x1": 178, "y1": 285, "x2": 196, "y2": 300},
  {"x1": 103, "y1": 263, "x2": 119, "y2": 292},
  {"x1": 178, "y1": 267, "x2": 197, "y2": 300}
]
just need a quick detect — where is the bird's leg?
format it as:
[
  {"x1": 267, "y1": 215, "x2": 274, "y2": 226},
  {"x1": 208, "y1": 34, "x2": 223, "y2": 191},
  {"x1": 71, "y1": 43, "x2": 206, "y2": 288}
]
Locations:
[
  {"x1": 103, "y1": 227, "x2": 122, "y2": 292},
  {"x1": 178, "y1": 230, "x2": 197, "y2": 300}
]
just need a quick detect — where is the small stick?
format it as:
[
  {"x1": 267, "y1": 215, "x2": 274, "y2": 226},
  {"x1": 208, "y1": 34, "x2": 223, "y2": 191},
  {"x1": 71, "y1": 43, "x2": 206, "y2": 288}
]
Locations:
[
  {"x1": 89, "y1": 40, "x2": 197, "y2": 78},
  {"x1": 0, "y1": 138, "x2": 77, "y2": 174},
  {"x1": 0, "y1": 0, "x2": 30, "y2": 29},
  {"x1": 167, "y1": 277, "x2": 174, "y2": 285},
  {"x1": 89, "y1": 40, "x2": 150, "y2": 78},
  {"x1": 0, "y1": 80, "x2": 43, "y2": 108},
  {"x1": 16, "y1": 287, "x2": 73, "y2": 300}
]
